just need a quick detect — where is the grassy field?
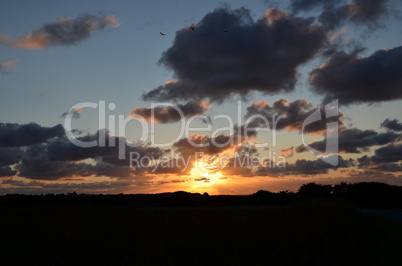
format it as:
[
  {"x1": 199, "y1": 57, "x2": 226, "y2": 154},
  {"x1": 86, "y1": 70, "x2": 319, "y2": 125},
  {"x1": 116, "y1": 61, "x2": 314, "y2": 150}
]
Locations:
[{"x1": 1, "y1": 199, "x2": 402, "y2": 265}]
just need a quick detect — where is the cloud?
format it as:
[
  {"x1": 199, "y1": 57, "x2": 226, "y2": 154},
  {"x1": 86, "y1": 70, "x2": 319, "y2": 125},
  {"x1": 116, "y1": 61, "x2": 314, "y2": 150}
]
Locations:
[
  {"x1": 61, "y1": 108, "x2": 83, "y2": 119},
  {"x1": 317, "y1": 6, "x2": 350, "y2": 30},
  {"x1": 129, "y1": 101, "x2": 210, "y2": 124},
  {"x1": 45, "y1": 131, "x2": 163, "y2": 166},
  {"x1": 371, "y1": 143, "x2": 402, "y2": 163},
  {"x1": 150, "y1": 158, "x2": 193, "y2": 175},
  {"x1": 0, "y1": 123, "x2": 171, "y2": 180},
  {"x1": 0, "y1": 166, "x2": 16, "y2": 177},
  {"x1": 295, "y1": 128, "x2": 402, "y2": 154},
  {"x1": 0, "y1": 124, "x2": 164, "y2": 180},
  {"x1": 0, "y1": 147, "x2": 23, "y2": 177},
  {"x1": 221, "y1": 146, "x2": 258, "y2": 177},
  {"x1": 290, "y1": 0, "x2": 340, "y2": 13},
  {"x1": 151, "y1": 137, "x2": 257, "y2": 176},
  {"x1": 0, "y1": 147, "x2": 23, "y2": 166},
  {"x1": 348, "y1": 0, "x2": 389, "y2": 23},
  {"x1": 81, "y1": 161, "x2": 138, "y2": 178},
  {"x1": 152, "y1": 128, "x2": 258, "y2": 175},
  {"x1": 357, "y1": 155, "x2": 373, "y2": 167},
  {"x1": 309, "y1": 47, "x2": 402, "y2": 105},
  {"x1": 174, "y1": 134, "x2": 241, "y2": 158},
  {"x1": 357, "y1": 155, "x2": 402, "y2": 172},
  {"x1": 381, "y1": 119, "x2": 402, "y2": 132},
  {"x1": 245, "y1": 99, "x2": 344, "y2": 134},
  {"x1": 344, "y1": 170, "x2": 401, "y2": 183},
  {"x1": 0, "y1": 14, "x2": 120, "y2": 49},
  {"x1": 142, "y1": 7, "x2": 328, "y2": 103},
  {"x1": 0, "y1": 59, "x2": 18, "y2": 72},
  {"x1": 257, "y1": 155, "x2": 354, "y2": 176},
  {"x1": 0, "y1": 123, "x2": 65, "y2": 147},
  {"x1": 14, "y1": 131, "x2": 164, "y2": 180},
  {"x1": 280, "y1": 147, "x2": 295, "y2": 158},
  {"x1": 374, "y1": 163, "x2": 402, "y2": 172},
  {"x1": 16, "y1": 144, "x2": 90, "y2": 180},
  {"x1": 290, "y1": 0, "x2": 390, "y2": 30},
  {"x1": 1, "y1": 178, "x2": 138, "y2": 194},
  {"x1": 221, "y1": 158, "x2": 255, "y2": 177}
]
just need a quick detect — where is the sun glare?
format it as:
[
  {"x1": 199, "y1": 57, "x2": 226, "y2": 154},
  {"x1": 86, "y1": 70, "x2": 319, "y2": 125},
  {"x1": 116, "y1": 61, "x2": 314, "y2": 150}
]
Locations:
[{"x1": 190, "y1": 159, "x2": 225, "y2": 185}]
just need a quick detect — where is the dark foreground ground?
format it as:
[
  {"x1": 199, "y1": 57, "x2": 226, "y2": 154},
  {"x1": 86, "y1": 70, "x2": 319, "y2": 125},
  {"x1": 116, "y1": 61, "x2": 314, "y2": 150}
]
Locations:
[{"x1": 1, "y1": 198, "x2": 402, "y2": 266}]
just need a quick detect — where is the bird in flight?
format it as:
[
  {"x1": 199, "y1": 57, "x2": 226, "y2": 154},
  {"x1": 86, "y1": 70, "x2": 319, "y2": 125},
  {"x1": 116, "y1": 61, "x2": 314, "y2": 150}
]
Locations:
[
  {"x1": 190, "y1": 27, "x2": 195, "y2": 31},
  {"x1": 160, "y1": 32, "x2": 166, "y2": 36}
]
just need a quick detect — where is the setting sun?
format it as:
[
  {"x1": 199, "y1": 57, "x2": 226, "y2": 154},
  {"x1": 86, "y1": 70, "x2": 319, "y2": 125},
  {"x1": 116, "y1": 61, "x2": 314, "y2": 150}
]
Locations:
[{"x1": 190, "y1": 159, "x2": 226, "y2": 185}]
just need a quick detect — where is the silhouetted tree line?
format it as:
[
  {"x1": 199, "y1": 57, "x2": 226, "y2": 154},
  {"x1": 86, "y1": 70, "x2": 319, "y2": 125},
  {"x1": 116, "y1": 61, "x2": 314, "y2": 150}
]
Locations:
[
  {"x1": 0, "y1": 190, "x2": 298, "y2": 207},
  {"x1": 1, "y1": 182, "x2": 401, "y2": 208},
  {"x1": 299, "y1": 182, "x2": 402, "y2": 208}
]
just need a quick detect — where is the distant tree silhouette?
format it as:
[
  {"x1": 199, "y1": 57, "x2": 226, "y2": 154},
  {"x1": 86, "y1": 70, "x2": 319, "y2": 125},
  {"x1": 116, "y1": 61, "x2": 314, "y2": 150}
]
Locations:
[
  {"x1": 333, "y1": 182, "x2": 348, "y2": 196},
  {"x1": 298, "y1": 183, "x2": 333, "y2": 197},
  {"x1": 346, "y1": 182, "x2": 402, "y2": 208},
  {"x1": 2, "y1": 182, "x2": 402, "y2": 208}
]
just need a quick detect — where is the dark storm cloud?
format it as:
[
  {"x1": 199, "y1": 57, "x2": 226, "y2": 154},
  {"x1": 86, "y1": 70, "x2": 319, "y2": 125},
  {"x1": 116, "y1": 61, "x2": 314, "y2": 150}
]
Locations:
[
  {"x1": 371, "y1": 143, "x2": 402, "y2": 163},
  {"x1": 290, "y1": 0, "x2": 389, "y2": 30},
  {"x1": 0, "y1": 147, "x2": 23, "y2": 177},
  {"x1": 0, "y1": 166, "x2": 16, "y2": 177},
  {"x1": 317, "y1": 6, "x2": 350, "y2": 30},
  {"x1": 83, "y1": 161, "x2": 138, "y2": 178},
  {"x1": 17, "y1": 160, "x2": 89, "y2": 180},
  {"x1": 0, "y1": 14, "x2": 120, "y2": 49},
  {"x1": 357, "y1": 155, "x2": 372, "y2": 167},
  {"x1": 348, "y1": 0, "x2": 389, "y2": 23},
  {"x1": 142, "y1": 7, "x2": 328, "y2": 102},
  {"x1": 16, "y1": 148, "x2": 161, "y2": 181},
  {"x1": 0, "y1": 147, "x2": 23, "y2": 167},
  {"x1": 12, "y1": 129, "x2": 164, "y2": 180},
  {"x1": 0, "y1": 123, "x2": 65, "y2": 147},
  {"x1": 0, "y1": 123, "x2": 166, "y2": 180},
  {"x1": 257, "y1": 155, "x2": 354, "y2": 176},
  {"x1": 374, "y1": 163, "x2": 402, "y2": 172},
  {"x1": 45, "y1": 131, "x2": 163, "y2": 166},
  {"x1": 245, "y1": 99, "x2": 344, "y2": 134},
  {"x1": 129, "y1": 101, "x2": 210, "y2": 124},
  {"x1": 357, "y1": 155, "x2": 402, "y2": 172},
  {"x1": 381, "y1": 119, "x2": 402, "y2": 132},
  {"x1": 295, "y1": 128, "x2": 402, "y2": 154},
  {"x1": 309, "y1": 47, "x2": 402, "y2": 105},
  {"x1": 174, "y1": 135, "x2": 236, "y2": 158},
  {"x1": 16, "y1": 144, "x2": 90, "y2": 180}
]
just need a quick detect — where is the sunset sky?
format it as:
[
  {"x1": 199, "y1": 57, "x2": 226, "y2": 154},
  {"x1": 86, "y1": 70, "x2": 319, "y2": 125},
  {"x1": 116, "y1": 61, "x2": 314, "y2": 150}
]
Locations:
[{"x1": 1, "y1": 0, "x2": 402, "y2": 195}]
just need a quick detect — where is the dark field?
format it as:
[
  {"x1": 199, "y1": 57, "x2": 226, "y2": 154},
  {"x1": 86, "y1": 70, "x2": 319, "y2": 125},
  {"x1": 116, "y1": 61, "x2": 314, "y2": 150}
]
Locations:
[{"x1": 1, "y1": 199, "x2": 402, "y2": 266}]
